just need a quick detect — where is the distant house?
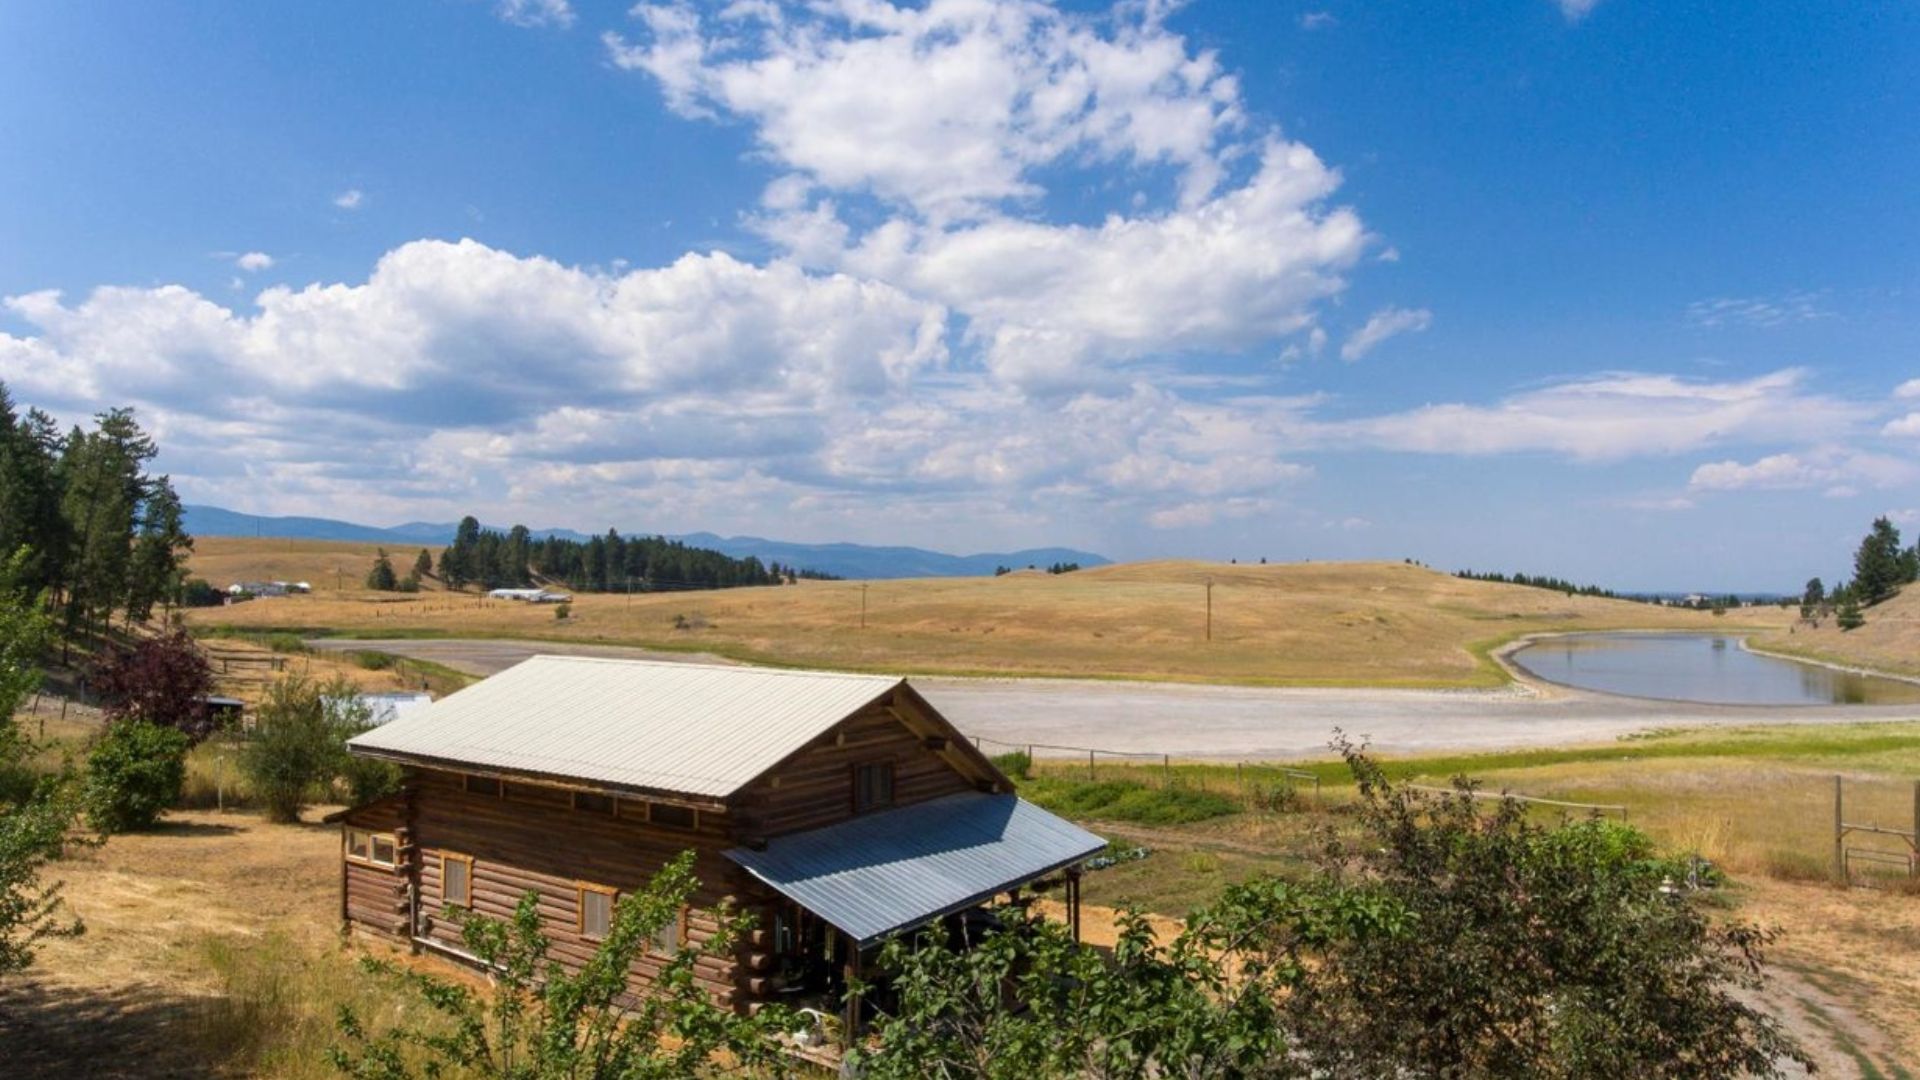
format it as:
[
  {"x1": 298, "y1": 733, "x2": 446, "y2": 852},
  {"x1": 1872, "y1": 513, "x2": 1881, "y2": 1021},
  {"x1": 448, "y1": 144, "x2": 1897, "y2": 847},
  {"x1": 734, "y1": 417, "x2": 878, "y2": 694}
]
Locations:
[
  {"x1": 227, "y1": 580, "x2": 289, "y2": 598},
  {"x1": 335, "y1": 657, "x2": 1101, "y2": 1041},
  {"x1": 486, "y1": 587, "x2": 572, "y2": 604}
]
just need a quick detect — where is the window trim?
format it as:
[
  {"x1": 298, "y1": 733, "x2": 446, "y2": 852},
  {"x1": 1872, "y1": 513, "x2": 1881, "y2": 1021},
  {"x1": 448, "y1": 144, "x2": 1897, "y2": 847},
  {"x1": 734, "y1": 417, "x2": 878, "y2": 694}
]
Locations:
[
  {"x1": 345, "y1": 827, "x2": 397, "y2": 868},
  {"x1": 440, "y1": 851, "x2": 474, "y2": 909},
  {"x1": 852, "y1": 760, "x2": 896, "y2": 814},
  {"x1": 576, "y1": 882, "x2": 618, "y2": 941}
]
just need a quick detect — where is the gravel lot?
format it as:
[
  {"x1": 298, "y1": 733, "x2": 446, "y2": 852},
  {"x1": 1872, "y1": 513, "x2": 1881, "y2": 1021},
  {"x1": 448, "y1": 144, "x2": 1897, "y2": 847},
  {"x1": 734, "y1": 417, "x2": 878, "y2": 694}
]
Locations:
[{"x1": 313, "y1": 637, "x2": 1920, "y2": 760}]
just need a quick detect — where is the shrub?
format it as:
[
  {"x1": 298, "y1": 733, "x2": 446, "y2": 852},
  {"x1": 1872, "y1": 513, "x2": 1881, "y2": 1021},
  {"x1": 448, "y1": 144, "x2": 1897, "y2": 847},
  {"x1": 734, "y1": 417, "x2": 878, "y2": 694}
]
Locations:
[
  {"x1": 241, "y1": 675, "x2": 361, "y2": 824},
  {"x1": 339, "y1": 750, "x2": 400, "y2": 807},
  {"x1": 176, "y1": 577, "x2": 225, "y2": 608},
  {"x1": 83, "y1": 720, "x2": 191, "y2": 833},
  {"x1": 1247, "y1": 780, "x2": 1301, "y2": 813},
  {"x1": 990, "y1": 749, "x2": 1032, "y2": 780},
  {"x1": 265, "y1": 632, "x2": 308, "y2": 654},
  {"x1": 92, "y1": 628, "x2": 216, "y2": 741},
  {"x1": 554, "y1": 601, "x2": 571, "y2": 620},
  {"x1": 353, "y1": 650, "x2": 395, "y2": 671},
  {"x1": 1021, "y1": 777, "x2": 1239, "y2": 825}
]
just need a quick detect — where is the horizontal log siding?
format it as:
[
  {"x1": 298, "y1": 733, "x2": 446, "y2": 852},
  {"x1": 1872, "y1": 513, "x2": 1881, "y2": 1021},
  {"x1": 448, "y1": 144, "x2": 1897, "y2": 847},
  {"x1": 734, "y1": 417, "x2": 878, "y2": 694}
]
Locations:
[
  {"x1": 741, "y1": 703, "x2": 976, "y2": 837},
  {"x1": 341, "y1": 797, "x2": 410, "y2": 941},
  {"x1": 408, "y1": 769, "x2": 749, "y2": 1004}
]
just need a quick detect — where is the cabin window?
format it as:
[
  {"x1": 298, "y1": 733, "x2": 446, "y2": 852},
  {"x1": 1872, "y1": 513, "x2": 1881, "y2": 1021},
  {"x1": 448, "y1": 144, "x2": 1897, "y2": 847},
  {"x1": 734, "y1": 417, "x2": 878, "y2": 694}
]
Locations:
[
  {"x1": 346, "y1": 828, "x2": 397, "y2": 867},
  {"x1": 578, "y1": 884, "x2": 617, "y2": 940},
  {"x1": 441, "y1": 852, "x2": 473, "y2": 908},
  {"x1": 464, "y1": 775, "x2": 502, "y2": 797},
  {"x1": 573, "y1": 792, "x2": 616, "y2": 815},
  {"x1": 649, "y1": 803, "x2": 697, "y2": 830},
  {"x1": 654, "y1": 908, "x2": 685, "y2": 958},
  {"x1": 854, "y1": 762, "x2": 895, "y2": 813}
]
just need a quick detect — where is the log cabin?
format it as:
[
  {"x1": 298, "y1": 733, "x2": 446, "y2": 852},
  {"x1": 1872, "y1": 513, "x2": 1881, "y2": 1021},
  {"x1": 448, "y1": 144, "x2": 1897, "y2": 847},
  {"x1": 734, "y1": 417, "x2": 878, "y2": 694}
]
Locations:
[{"x1": 333, "y1": 655, "x2": 1105, "y2": 1041}]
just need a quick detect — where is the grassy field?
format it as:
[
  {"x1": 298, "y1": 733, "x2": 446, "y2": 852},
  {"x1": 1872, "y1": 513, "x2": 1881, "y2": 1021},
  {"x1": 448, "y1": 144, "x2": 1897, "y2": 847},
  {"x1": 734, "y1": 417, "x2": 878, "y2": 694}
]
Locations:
[
  {"x1": 10, "y1": 711, "x2": 1918, "y2": 1076},
  {"x1": 183, "y1": 539, "x2": 1783, "y2": 686}
]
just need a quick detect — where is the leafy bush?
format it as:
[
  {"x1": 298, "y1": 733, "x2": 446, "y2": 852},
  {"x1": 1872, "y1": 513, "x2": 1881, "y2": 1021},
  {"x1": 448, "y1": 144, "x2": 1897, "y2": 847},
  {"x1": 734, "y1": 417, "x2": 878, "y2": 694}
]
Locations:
[
  {"x1": 1247, "y1": 780, "x2": 1302, "y2": 813},
  {"x1": 1269, "y1": 736, "x2": 1810, "y2": 1077},
  {"x1": 554, "y1": 601, "x2": 571, "y2": 620},
  {"x1": 339, "y1": 750, "x2": 400, "y2": 807},
  {"x1": 176, "y1": 577, "x2": 225, "y2": 608},
  {"x1": 83, "y1": 720, "x2": 191, "y2": 833},
  {"x1": 989, "y1": 749, "x2": 1031, "y2": 780},
  {"x1": 1021, "y1": 777, "x2": 1239, "y2": 825},
  {"x1": 353, "y1": 650, "x2": 395, "y2": 671},
  {"x1": 240, "y1": 675, "x2": 363, "y2": 824},
  {"x1": 92, "y1": 628, "x2": 216, "y2": 741}
]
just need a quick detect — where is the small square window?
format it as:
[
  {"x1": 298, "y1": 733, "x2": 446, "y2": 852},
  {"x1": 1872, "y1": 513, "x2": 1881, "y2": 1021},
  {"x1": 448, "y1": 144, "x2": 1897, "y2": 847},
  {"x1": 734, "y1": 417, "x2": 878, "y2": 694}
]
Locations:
[
  {"x1": 854, "y1": 763, "x2": 895, "y2": 813},
  {"x1": 442, "y1": 853, "x2": 472, "y2": 908},
  {"x1": 654, "y1": 909, "x2": 683, "y2": 958},
  {"x1": 464, "y1": 775, "x2": 502, "y2": 797},
  {"x1": 649, "y1": 803, "x2": 696, "y2": 830},
  {"x1": 579, "y1": 885, "x2": 616, "y2": 940},
  {"x1": 347, "y1": 828, "x2": 396, "y2": 867},
  {"x1": 573, "y1": 792, "x2": 615, "y2": 815}
]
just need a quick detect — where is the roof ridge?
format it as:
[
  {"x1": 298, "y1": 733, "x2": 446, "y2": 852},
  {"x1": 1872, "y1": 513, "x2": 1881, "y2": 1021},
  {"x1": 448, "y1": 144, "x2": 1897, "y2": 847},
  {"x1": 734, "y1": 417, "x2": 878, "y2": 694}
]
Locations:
[{"x1": 520, "y1": 654, "x2": 903, "y2": 683}]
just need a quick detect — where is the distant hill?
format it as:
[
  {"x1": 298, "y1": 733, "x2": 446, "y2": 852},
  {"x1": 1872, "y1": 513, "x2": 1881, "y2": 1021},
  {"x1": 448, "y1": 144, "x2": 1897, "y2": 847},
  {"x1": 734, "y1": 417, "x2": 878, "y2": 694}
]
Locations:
[{"x1": 181, "y1": 505, "x2": 1108, "y2": 580}]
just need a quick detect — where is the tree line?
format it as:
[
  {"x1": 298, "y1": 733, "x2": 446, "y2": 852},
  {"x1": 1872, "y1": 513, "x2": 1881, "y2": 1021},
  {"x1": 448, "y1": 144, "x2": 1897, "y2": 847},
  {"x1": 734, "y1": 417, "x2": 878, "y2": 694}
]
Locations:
[
  {"x1": 424, "y1": 516, "x2": 836, "y2": 595},
  {"x1": 1453, "y1": 569, "x2": 1621, "y2": 599},
  {"x1": 0, "y1": 382, "x2": 194, "y2": 642}
]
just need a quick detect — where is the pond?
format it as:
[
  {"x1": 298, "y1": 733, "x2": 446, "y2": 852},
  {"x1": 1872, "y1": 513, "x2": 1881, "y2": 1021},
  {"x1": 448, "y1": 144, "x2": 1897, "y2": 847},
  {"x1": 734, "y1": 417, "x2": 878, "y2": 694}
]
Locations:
[{"x1": 1508, "y1": 632, "x2": 1920, "y2": 706}]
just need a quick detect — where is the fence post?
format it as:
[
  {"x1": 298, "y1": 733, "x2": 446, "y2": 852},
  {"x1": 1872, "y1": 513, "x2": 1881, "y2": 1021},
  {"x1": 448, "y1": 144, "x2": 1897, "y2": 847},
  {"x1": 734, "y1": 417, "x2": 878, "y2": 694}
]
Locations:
[
  {"x1": 1912, "y1": 780, "x2": 1919, "y2": 880},
  {"x1": 1088, "y1": 749, "x2": 1095, "y2": 782},
  {"x1": 1162, "y1": 754, "x2": 1170, "y2": 787},
  {"x1": 1833, "y1": 774, "x2": 1845, "y2": 883}
]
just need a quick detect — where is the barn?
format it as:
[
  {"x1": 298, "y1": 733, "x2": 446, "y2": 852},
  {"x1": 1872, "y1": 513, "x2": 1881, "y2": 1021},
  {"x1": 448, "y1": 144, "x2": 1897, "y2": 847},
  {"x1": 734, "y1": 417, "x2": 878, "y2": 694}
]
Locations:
[{"x1": 334, "y1": 656, "x2": 1104, "y2": 1040}]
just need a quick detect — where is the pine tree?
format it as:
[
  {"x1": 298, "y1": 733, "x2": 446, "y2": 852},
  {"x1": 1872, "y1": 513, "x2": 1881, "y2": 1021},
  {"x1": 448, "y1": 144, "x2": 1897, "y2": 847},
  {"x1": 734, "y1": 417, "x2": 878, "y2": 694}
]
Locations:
[
  {"x1": 365, "y1": 549, "x2": 398, "y2": 591},
  {"x1": 412, "y1": 548, "x2": 433, "y2": 580},
  {"x1": 1850, "y1": 516, "x2": 1906, "y2": 605}
]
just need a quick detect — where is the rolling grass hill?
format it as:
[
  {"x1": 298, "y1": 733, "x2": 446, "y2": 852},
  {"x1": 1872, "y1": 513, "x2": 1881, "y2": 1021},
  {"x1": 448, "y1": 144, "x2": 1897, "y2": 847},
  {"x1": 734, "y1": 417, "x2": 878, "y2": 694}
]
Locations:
[
  {"x1": 1754, "y1": 585, "x2": 1920, "y2": 679},
  {"x1": 183, "y1": 540, "x2": 1782, "y2": 686}
]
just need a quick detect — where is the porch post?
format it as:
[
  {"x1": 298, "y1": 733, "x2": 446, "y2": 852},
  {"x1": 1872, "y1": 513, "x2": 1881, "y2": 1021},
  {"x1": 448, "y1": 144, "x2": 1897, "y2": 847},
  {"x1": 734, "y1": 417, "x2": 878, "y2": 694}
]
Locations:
[
  {"x1": 842, "y1": 933, "x2": 862, "y2": 1047},
  {"x1": 1067, "y1": 868, "x2": 1082, "y2": 944}
]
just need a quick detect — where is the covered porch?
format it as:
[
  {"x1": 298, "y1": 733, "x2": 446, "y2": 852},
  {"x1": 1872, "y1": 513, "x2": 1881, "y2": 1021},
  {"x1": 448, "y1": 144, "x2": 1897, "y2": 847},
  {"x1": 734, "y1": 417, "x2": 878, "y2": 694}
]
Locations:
[{"x1": 724, "y1": 790, "x2": 1106, "y2": 1046}]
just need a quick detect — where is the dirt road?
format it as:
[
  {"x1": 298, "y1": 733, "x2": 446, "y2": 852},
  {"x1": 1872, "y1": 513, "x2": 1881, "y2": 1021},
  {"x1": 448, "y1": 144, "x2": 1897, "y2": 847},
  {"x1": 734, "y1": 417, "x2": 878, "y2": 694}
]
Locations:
[{"x1": 313, "y1": 638, "x2": 1920, "y2": 759}]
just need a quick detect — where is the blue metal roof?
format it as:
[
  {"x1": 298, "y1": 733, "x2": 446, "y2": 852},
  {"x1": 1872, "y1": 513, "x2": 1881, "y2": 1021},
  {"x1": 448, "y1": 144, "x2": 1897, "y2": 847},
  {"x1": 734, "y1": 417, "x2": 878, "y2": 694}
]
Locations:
[{"x1": 725, "y1": 792, "x2": 1106, "y2": 946}]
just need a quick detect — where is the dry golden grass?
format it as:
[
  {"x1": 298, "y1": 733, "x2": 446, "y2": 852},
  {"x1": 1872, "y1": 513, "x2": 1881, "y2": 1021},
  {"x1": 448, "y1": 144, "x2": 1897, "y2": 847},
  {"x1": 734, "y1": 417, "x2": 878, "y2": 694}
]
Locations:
[
  {"x1": 1756, "y1": 584, "x2": 1920, "y2": 679},
  {"x1": 184, "y1": 544, "x2": 1780, "y2": 686},
  {"x1": 190, "y1": 536, "x2": 445, "y2": 595}
]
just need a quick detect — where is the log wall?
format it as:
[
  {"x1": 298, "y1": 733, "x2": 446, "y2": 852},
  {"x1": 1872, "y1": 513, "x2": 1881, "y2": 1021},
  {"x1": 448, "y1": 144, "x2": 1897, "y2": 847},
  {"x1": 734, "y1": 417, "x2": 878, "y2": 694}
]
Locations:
[
  {"x1": 407, "y1": 768, "x2": 750, "y2": 1004},
  {"x1": 738, "y1": 700, "x2": 977, "y2": 837}
]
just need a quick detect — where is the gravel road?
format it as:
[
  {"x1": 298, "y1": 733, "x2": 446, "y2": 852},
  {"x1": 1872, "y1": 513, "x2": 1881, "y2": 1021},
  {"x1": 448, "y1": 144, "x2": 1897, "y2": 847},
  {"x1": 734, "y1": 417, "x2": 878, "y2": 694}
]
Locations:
[{"x1": 314, "y1": 637, "x2": 1920, "y2": 760}]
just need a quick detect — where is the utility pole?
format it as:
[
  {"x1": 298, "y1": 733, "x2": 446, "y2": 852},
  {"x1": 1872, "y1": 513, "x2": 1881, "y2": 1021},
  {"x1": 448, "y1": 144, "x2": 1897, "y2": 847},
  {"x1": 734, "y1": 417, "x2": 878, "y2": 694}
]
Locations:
[
  {"x1": 860, "y1": 583, "x2": 869, "y2": 630},
  {"x1": 1205, "y1": 576, "x2": 1214, "y2": 642}
]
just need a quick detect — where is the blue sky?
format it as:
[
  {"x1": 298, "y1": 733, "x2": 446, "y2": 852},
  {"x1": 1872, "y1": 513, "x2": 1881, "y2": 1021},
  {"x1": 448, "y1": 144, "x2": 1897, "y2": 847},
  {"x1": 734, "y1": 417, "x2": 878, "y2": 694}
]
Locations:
[{"x1": 1, "y1": 0, "x2": 1915, "y2": 590}]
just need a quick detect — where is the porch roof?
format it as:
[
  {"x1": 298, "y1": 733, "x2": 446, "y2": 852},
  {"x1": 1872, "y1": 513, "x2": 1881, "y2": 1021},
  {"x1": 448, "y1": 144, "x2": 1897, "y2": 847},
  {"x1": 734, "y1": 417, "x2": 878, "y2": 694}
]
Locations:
[{"x1": 724, "y1": 792, "x2": 1105, "y2": 947}]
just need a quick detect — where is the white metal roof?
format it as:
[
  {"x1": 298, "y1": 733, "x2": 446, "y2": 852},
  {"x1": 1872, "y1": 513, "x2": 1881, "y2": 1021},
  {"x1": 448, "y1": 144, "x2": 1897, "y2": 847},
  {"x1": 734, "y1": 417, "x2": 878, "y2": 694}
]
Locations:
[
  {"x1": 726, "y1": 792, "x2": 1106, "y2": 946},
  {"x1": 346, "y1": 656, "x2": 903, "y2": 799}
]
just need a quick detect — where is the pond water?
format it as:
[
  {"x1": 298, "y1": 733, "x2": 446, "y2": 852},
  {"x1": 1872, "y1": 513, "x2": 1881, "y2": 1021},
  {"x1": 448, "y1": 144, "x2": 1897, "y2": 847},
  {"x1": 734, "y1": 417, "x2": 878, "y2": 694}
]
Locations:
[{"x1": 1509, "y1": 632, "x2": 1920, "y2": 706}]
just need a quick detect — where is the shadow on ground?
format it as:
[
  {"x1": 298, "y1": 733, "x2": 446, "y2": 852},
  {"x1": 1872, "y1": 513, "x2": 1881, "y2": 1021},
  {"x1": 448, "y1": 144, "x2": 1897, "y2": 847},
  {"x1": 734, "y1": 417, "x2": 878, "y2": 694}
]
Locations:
[{"x1": 0, "y1": 976, "x2": 250, "y2": 1078}]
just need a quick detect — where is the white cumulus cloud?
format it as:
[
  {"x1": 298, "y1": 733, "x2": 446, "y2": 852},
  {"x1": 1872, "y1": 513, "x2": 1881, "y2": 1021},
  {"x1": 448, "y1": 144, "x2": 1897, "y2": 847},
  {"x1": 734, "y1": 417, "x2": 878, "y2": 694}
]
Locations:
[
  {"x1": 333, "y1": 189, "x2": 364, "y2": 210},
  {"x1": 496, "y1": 0, "x2": 573, "y2": 29},
  {"x1": 235, "y1": 251, "x2": 274, "y2": 272}
]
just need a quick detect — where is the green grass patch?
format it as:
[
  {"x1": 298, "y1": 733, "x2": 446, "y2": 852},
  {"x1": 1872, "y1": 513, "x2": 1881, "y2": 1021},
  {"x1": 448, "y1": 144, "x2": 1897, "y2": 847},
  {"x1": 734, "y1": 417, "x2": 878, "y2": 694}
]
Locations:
[{"x1": 1018, "y1": 776, "x2": 1240, "y2": 825}]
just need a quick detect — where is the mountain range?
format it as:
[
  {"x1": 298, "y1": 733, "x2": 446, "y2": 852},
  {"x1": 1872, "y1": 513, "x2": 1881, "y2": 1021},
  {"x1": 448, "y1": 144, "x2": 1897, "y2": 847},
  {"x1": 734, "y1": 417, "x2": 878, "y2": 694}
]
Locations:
[{"x1": 181, "y1": 505, "x2": 1109, "y2": 581}]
